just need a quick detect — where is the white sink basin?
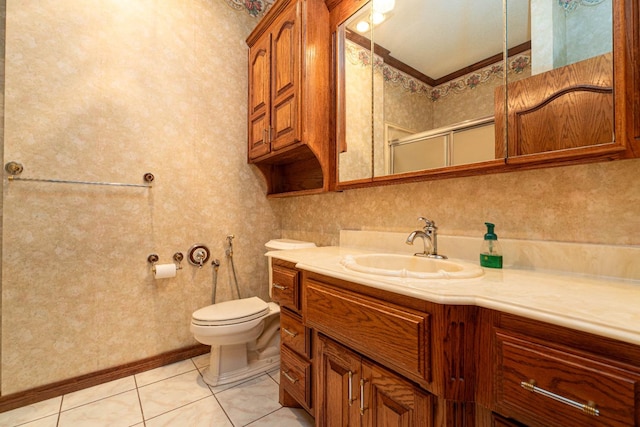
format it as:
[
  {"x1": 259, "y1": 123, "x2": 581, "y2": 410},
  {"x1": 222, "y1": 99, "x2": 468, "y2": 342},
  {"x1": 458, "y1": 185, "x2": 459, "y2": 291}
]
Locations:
[{"x1": 340, "y1": 254, "x2": 483, "y2": 280}]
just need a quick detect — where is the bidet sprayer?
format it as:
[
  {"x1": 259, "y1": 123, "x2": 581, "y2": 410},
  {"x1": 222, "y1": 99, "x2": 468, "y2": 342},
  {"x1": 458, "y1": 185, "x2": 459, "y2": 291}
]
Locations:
[{"x1": 226, "y1": 235, "x2": 235, "y2": 257}]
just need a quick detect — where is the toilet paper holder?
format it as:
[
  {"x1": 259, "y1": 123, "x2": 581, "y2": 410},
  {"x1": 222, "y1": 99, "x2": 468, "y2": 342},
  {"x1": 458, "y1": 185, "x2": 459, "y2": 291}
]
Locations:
[{"x1": 147, "y1": 252, "x2": 184, "y2": 270}]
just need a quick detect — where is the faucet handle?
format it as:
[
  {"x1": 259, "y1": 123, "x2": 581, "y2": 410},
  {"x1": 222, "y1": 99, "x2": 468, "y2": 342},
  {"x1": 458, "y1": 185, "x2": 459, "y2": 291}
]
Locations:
[{"x1": 417, "y1": 216, "x2": 435, "y2": 228}]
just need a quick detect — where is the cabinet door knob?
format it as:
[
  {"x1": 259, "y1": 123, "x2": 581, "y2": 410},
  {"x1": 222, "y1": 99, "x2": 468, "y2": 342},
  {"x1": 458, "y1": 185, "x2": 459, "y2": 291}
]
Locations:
[{"x1": 272, "y1": 283, "x2": 287, "y2": 290}]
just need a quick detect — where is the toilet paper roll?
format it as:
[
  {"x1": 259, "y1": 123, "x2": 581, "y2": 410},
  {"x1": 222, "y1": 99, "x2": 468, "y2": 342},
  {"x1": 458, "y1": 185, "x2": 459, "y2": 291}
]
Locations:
[{"x1": 153, "y1": 263, "x2": 177, "y2": 279}]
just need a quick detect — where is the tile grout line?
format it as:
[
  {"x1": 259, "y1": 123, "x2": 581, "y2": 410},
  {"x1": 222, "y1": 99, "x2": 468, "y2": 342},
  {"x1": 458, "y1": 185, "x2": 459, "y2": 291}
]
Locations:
[
  {"x1": 141, "y1": 395, "x2": 213, "y2": 425},
  {"x1": 133, "y1": 374, "x2": 147, "y2": 426},
  {"x1": 243, "y1": 407, "x2": 284, "y2": 427},
  {"x1": 55, "y1": 396, "x2": 63, "y2": 427},
  {"x1": 200, "y1": 368, "x2": 236, "y2": 427}
]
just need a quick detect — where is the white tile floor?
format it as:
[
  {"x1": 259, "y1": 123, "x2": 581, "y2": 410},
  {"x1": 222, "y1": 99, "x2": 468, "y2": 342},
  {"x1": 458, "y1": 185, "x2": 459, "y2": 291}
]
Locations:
[{"x1": 0, "y1": 353, "x2": 315, "y2": 427}]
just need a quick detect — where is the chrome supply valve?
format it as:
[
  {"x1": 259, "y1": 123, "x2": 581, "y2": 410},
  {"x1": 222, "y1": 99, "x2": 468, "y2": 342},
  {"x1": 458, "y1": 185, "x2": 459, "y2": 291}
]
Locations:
[{"x1": 406, "y1": 216, "x2": 447, "y2": 259}]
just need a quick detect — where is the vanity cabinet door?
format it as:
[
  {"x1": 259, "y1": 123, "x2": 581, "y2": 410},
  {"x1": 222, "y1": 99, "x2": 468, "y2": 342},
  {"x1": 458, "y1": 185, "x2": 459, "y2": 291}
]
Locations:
[
  {"x1": 362, "y1": 360, "x2": 434, "y2": 427},
  {"x1": 316, "y1": 334, "x2": 362, "y2": 426},
  {"x1": 316, "y1": 335, "x2": 434, "y2": 427}
]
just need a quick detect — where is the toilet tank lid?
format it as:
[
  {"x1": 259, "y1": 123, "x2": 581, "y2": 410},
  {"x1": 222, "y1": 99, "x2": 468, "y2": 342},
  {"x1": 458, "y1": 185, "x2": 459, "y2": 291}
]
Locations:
[{"x1": 265, "y1": 239, "x2": 317, "y2": 250}]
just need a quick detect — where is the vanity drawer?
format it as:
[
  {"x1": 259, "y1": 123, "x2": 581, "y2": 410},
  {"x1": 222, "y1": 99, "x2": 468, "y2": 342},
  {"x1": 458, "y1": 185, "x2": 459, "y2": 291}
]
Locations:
[
  {"x1": 280, "y1": 308, "x2": 310, "y2": 358},
  {"x1": 271, "y1": 265, "x2": 299, "y2": 311},
  {"x1": 495, "y1": 330, "x2": 640, "y2": 427},
  {"x1": 280, "y1": 345, "x2": 312, "y2": 409},
  {"x1": 304, "y1": 278, "x2": 430, "y2": 384}
]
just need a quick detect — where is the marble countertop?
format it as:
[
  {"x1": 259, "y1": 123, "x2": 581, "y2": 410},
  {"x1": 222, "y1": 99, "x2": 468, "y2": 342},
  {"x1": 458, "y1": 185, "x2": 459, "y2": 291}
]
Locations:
[{"x1": 267, "y1": 246, "x2": 640, "y2": 346}]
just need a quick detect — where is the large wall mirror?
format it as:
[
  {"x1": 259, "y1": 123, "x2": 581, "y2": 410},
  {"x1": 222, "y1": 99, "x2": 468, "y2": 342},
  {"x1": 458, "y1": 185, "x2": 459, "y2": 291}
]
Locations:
[{"x1": 335, "y1": 0, "x2": 628, "y2": 188}]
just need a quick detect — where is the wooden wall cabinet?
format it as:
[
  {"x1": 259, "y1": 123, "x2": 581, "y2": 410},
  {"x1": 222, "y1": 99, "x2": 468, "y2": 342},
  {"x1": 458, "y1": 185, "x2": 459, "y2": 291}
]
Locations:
[{"x1": 246, "y1": 0, "x2": 332, "y2": 197}]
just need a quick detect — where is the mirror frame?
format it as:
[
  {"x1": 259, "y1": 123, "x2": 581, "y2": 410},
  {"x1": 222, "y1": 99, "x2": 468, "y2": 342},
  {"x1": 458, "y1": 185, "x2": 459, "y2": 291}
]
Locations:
[{"x1": 327, "y1": 0, "x2": 639, "y2": 191}]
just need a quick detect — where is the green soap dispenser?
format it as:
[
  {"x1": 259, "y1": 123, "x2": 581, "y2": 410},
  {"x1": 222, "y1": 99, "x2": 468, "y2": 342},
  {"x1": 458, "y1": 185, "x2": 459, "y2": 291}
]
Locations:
[{"x1": 480, "y1": 222, "x2": 503, "y2": 268}]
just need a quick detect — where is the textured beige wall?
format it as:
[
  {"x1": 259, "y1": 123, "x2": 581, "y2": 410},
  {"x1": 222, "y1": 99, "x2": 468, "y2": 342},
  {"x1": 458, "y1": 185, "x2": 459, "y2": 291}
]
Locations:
[
  {"x1": 279, "y1": 158, "x2": 640, "y2": 247},
  {"x1": 1, "y1": 0, "x2": 277, "y2": 394}
]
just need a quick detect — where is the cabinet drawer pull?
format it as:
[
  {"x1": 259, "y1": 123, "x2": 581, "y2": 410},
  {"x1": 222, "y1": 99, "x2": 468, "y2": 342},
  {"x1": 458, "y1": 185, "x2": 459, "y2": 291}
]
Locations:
[
  {"x1": 360, "y1": 378, "x2": 368, "y2": 415},
  {"x1": 272, "y1": 283, "x2": 288, "y2": 291},
  {"x1": 282, "y1": 370, "x2": 298, "y2": 384},
  {"x1": 520, "y1": 380, "x2": 600, "y2": 417},
  {"x1": 282, "y1": 327, "x2": 298, "y2": 337}
]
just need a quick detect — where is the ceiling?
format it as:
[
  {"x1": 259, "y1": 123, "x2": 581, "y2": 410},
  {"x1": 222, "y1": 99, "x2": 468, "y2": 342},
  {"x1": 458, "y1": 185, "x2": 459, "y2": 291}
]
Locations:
[{"x1": 358, "y1": 0, "x2": 531, "y2": 80}]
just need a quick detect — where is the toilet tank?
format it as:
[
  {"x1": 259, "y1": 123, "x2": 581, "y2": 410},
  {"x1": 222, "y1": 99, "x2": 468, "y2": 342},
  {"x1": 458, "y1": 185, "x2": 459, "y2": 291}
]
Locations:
[{"x1": 265, "y1": 239, "x2": 316, "y2": 298}]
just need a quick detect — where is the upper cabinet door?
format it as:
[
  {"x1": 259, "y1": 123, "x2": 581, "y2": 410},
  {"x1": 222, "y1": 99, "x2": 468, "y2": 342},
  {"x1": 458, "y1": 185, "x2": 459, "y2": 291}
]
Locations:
[
  {"x1": 270, "y1": 3, "x2": 301, "y2": 151},
  {"x1": 500, "y1": 0, "x2": 633, "y2": 165},
  {"x1": 248, "y1": 32, "x2": 272, "y2": 160}
]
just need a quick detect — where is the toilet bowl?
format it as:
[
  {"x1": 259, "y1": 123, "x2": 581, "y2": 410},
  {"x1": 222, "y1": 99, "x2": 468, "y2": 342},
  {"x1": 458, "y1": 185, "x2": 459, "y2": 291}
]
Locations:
[
  {"x1": 190, "y1": 239, "x2": 315, "y2": 387},
  {"x1": 190, "y1": 297, "x2": 281, "y2": 386}
]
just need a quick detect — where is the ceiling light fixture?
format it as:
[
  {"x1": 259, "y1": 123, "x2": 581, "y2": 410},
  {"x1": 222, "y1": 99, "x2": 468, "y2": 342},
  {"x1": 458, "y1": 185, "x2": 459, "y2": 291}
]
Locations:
[
  {"x1": 372, "y1": 12, "x2": 385, "y2": 25},
  {"x1": 356, "y1": 20, "x2": 370, "y2": 33},
  {"x1": 373, "y1": 0, "x2": 395, "y2": 14}
]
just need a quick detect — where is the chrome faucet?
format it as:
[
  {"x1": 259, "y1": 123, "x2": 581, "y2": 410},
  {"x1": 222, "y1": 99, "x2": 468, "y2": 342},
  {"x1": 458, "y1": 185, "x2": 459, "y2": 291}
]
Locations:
[{"x1": 406, "y1": 217, "x2": 447, "y2": 259}]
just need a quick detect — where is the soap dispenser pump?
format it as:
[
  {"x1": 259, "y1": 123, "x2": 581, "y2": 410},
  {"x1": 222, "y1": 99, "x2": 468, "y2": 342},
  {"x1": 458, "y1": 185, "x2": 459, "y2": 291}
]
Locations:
[{"x1": 480, "y1": 222, "x2": 503, "y2": 268}]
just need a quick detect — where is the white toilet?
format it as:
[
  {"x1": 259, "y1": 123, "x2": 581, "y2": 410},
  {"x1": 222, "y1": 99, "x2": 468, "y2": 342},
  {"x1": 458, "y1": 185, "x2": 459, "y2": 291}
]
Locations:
[{"x1": 190, "y1": 239, "x2": 316, "y2": 386}]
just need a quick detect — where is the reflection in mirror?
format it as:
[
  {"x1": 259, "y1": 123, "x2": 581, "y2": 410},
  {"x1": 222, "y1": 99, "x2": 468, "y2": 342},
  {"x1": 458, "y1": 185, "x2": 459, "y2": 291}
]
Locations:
[
  {"x1": 337, "y1": 0, "x2": 533, "y2": 183},
  {"x1": 338, "y1": 2, "x2": 374, "y2": 183},
  {"x1": 503, "y1": 0, "x2": 613, "y2": 157}
]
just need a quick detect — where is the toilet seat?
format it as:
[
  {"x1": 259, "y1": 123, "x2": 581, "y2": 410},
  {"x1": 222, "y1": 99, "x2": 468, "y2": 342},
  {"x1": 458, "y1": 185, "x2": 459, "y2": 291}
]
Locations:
[{"x1": 192, "y1": 297, "x2": 270, "y2": 327}]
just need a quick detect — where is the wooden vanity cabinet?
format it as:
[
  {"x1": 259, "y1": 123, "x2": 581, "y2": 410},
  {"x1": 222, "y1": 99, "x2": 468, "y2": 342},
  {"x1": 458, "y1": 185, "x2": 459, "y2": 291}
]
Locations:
[
  {"x1": 275, "y1": 263, "x2": 640, "y2": 426},
  {"x1": 246, "y1": 0, "x2": 332, "y2": 196},
  {"x1": 271, "y1": 260, "x2": 314, "y2": 412}
]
